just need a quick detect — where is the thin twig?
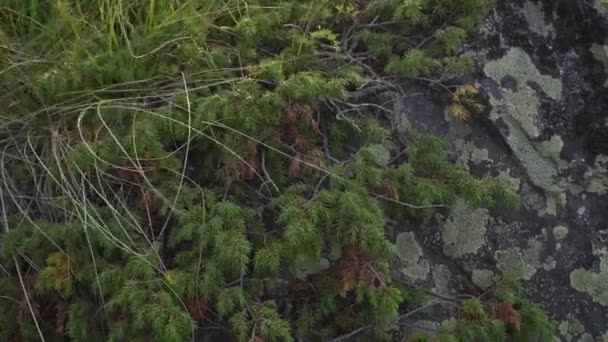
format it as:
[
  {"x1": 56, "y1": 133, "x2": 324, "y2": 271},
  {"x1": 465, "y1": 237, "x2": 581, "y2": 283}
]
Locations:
[{"x1": 373, "y1": 193, "x2": 448, "y2": 209}]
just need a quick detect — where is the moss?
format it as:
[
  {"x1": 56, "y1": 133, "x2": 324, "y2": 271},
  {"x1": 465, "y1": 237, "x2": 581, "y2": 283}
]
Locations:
[
  {"x1": 495, "y1": 247, "x2": 537, "y2": 281},
  {"x1": 442, "y1": 199, "x2": 490, "y2": 258},
  {"x1": 570, "y1": 268, "x2": 608, "y2": 306},
  {"x1": 471, "y1": 269, "x2": 495, "y2": 290}
]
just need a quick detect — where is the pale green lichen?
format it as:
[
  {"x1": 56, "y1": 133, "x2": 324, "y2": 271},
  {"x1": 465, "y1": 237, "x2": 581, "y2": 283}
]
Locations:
[
  {"x1": 397, "y1": 231, "x2": 423, "y2": 262},
  {"x1": 553, "y1": 225, "x2": 569, "y2": 240},
  {"x1": 538, "y1": 135, "x2": 566, "y2": 168},
  {"x1": 484, "y1": 47, "x2": 562, "y2": 100},
  {"x1": 497, "y1": 169, "x2": 521, "y2": 192},
  {"x1": 495, "y1": 247, "x2": 537, "y2": 280},
  {"x1": 579, "y1": 333, "x2": 595, "y2": 342},
  {"x1": 523, "y1": 1, "x2": 555, "y2": 37},
  {"x1": 586, "y1": 177, "x2": 608, "y2": 194},
  {"x1": 442, "y1": 199, "x2": 490, "y2": 258},
  {"x1": 455, "y1": 140, "x2": 490, "y2": 171},
  {"x1": 524, "y1": 238, "x2": 545, "y2": 269},
  {"x1": 402, "y1": 260, "x2": 430, "y2": 281},
  {"x1": 590, "y1": 43, "x2": 608, "y2": 86},
  {"x1": 433, "y1": 265, "x2": 452, "y2": 295},
  {"x1": 471, "y1": 269, "x2": 495, "y2": 290},
  {"x1": 489, "y1": 101, "x2": 561, "y2": 195},
  {"x1": 484, "y1": 48, "x2": 564, "y2": 197},
  {"x1": 584, "y1": 155, "x2": 608, "y2": 195},
  {"x1": 558, "y1": 318, "x2": 586, "y2": 342},
  {"x1": 570, "y1": 268, "x2": 608, "y2": 306},
  {"x1": 396, "y1": 231, "x2": 429, "y2": 280}
]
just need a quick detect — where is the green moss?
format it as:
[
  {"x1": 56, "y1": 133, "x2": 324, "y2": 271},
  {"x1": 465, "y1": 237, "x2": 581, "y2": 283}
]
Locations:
[{"x1": 442, "y1": 199, "x2": 490, "y2": 258}]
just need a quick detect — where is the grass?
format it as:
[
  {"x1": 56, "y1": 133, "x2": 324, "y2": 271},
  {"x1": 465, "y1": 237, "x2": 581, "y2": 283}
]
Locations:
[{"x1": 1, "y1": 2, "x2": 363, "y2": 339}]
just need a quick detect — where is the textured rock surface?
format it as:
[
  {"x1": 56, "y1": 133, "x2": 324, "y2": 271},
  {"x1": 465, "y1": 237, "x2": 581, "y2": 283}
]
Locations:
[{"x1": 389, "y1": 0, "x2": 608, "y2": 339}]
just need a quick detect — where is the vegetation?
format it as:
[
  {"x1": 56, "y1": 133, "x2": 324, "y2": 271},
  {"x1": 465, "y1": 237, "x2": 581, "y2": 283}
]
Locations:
[{"x1": 0, "y1": 0, "x2": 553, "y2": 341}]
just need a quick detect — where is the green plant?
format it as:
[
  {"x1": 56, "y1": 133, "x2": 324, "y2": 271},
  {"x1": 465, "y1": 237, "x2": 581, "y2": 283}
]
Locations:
[{"x1": 0, "y1": 0, "x2": 551, "y2": 341}]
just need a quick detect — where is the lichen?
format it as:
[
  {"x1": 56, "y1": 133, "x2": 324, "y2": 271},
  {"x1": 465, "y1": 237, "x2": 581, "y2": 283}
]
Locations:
[
  {"x1": 590, "y1": 43, "x2": 608, "y2": 86},
  {"x1": 537, "y1": 135, "x2": 566, "y2": 168},
  {"x1": 570, "y1": 268, "x2": 608, "y2": 306},
  {"x1": 522, "y1": 1, "x2": 555, "y2": 38},
  {"x1": 402, "y1": 259, "x2": 430, "y2": 281},
  {"x1": 497, "y1": 169, "x2": 521, "y2": 191},
  {"x1": 396, "y1": 231, "x2": 429, "y2": 280},
  {"x1": 553, "y1": 225, "x2": 569, "y2": 240},
  {"x1": 455, "y1": 140, "x2": 490, "y2": 171},
  {"x1": 495, "y1": 247, "x2": 537, "y2": 280},
  {"x1": 397, "y1": 231, "x2": 423, "y2": 263},
  {"x1": 484, "y1": 47, "x2": 562, "y2": 100},
  {"x1": 442, "y1": 199, "x2": 490, "y2": 258},
  {"x1": 471, "y1": 269, "x2": 495, "y2": 290},
  {"x1": 489, "y1": 101, "x2": 561, "y2": 195},
  {"x1": 558, "y1": 318, "x2": 586, "y2": 342},
  {"x1": 483, "y1": 48, "x2": 564, "y2": 196}
]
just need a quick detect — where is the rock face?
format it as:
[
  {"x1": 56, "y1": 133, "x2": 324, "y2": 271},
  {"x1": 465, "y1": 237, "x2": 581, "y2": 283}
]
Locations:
[{"x1": 389, "y1": 1, "x2": 608, "y2": 339}]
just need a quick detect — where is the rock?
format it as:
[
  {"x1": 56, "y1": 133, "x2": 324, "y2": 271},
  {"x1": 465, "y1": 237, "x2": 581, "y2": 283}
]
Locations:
[
  {"x1": 387, "y1": 0, "x2": 608, "y2": 336},
  {"x1": 483, "y1": 47, "x2": 563, "y2": 196}
]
